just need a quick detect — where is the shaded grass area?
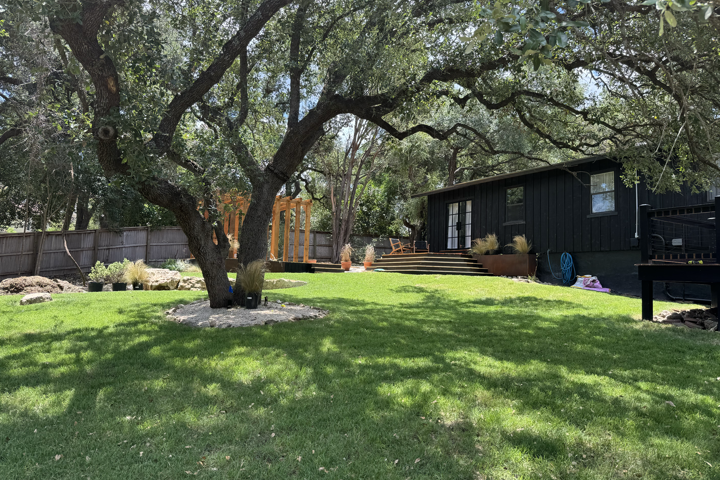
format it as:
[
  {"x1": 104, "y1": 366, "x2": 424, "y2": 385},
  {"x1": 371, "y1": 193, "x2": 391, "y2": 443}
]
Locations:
[{"x1": 1, "y1": 273, "x2": 719, "y2": 479}]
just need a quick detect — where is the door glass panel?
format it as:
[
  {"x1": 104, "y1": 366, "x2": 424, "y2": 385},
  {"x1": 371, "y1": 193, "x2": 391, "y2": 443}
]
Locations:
[{"x1": 446, "y1": 200, "x2": 472, "y2": 249}]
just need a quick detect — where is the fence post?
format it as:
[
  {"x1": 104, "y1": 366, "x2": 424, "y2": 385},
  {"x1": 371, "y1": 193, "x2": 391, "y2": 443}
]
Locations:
[
  {"x1": 32, "y1": 231, "x2": 41, "y2": 275},
  {"x1": 145, "y1": 226, "x2": 151, "y2": 262},
  {"x1": 92, "y1": 229, "x2": 99, "y2": 265},
  {"x1": 639, "y1": 204, "x2": 650, "y2": 264}
]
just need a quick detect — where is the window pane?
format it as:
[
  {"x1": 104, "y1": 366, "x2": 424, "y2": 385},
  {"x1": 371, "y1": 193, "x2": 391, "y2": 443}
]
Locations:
[
  {"x1": 466, "y1": 200, "x2": 472, "y2": 213},
  {"x1": 506, "y1": 187, "x2": 523, "y2": 205},
  {"x1": 591, "y1": 172, "x2": 614, "y2": 194},
  {"x1": 507, "y1": 204, "x2": 524, "y2": 222},
  {"x1": 592, "y1": 192, "x2": 615, "y2": 213}
]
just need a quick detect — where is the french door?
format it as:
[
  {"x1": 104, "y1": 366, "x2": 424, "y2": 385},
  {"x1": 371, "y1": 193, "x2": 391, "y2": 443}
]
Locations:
[{"x1": 446, "y1": 200, "x2": 472, "y2": 249}]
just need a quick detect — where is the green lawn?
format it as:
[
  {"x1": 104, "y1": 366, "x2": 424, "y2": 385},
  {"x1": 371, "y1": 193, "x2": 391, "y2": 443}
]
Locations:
[{"x1": 1, "y1": 273, "x2": 719, "y2": 479}]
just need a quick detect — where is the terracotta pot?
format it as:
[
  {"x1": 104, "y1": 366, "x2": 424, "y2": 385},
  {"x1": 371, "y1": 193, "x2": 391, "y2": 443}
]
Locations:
[
  {"x1": 363, "y1": 261, "x2": 373, "y2": 268},
  {"x1": 341, "y1": 261, "x2": 352, "y2": 271},
  {"x1": 307, "y1": 259, "x2": 317, "y2": 263}
]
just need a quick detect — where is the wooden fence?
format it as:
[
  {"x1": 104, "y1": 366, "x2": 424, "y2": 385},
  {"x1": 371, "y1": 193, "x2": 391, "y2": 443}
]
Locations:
[
  {"x1": 0, "y1": 227, "x2": 407, "y2": 279},
  {"x1": 0, "y1": 227, "x2": 190, "y2": 279},
  {"x1": 283, "y1": 231, "x2": 408, "y2": 263}
]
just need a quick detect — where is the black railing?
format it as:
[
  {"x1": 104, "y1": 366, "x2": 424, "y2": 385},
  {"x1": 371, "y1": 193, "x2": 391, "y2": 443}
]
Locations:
[{"x1": 639, "y1": 197, "x2": 718, "y2": 264}]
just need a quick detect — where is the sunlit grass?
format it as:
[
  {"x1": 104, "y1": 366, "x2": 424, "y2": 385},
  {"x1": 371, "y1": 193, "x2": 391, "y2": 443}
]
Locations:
[{"x1": 0, "y1": 273, "x2": 718, "y2": 479}]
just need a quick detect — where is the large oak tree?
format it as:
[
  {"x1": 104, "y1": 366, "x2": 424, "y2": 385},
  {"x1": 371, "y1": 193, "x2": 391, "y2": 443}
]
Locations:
[{"x1": 4, "y1": 0, "x2": 717, "y2": 306}]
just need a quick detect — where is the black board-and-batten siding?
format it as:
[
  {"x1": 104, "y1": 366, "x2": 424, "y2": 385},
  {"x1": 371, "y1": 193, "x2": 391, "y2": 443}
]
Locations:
[
  {"x1": 426, "y1": 157, "x2": 706, "y2": 255},
  {"x1": 420, "y1": 157, "x2": 709, "y2": 296}
]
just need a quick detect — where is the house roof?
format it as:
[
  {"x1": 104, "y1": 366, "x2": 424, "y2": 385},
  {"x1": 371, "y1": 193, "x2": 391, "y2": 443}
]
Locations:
[{"x1": 411, "y1": 155, "x2": 611, "y2": 198}]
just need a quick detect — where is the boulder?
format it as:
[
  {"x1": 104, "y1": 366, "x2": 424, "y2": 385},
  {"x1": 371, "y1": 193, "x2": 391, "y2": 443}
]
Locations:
[
  {"x1": 178, "y1": 276, "x2": 206, "y2": 291},
  {"x1": 144, "y1": 268, "x2": 182, "y2": 290},
  {"x1": 263, "y1": 278, "x2": 308, "y2": 290},
  {"x1": 20, "y1": 292, "x2": 53, "y2": 305}
]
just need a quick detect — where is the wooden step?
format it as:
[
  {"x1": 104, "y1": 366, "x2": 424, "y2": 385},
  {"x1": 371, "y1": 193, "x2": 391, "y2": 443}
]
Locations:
[
  {"x1": 374, "y1": 258, "x2": 483, "y2": 268},
  {"x1": 311, "y1": 264, "x2": 345, "y2": 273},
  {"x1": 371, "y1": 268, "x2": 490, "y2": 276},
  {"x1": 379, "y1": 254, "x2": 474, "y2": 261},
  {"x1": 370, "y1": 264, "x2": 488, "y2": 273}
]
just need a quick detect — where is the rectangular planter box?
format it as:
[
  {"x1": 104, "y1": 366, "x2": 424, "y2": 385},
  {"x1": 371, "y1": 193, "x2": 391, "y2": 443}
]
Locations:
[{"x1": 473, "y1": 254, "x2": 537, "y2": 277}]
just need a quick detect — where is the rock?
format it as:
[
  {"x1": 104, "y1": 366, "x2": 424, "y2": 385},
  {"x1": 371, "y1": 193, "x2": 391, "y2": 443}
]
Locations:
[
  {"x1": 263, "y1": 278, "x2": 308, "y2": 290},
  {"x1": 704, "y1": 320, "x2": 718, "y2": 331},
  {"x1": 666, "y1": 312, "x2": 684, "y2": 321},
  {"x1": 20, "y1": 292, "x2": 53, "y2": 305},
  {"x1": 177, "y1": 276, "x2": 206, "y2": 291},
  {"x1": 144, "y1": 268, "x2": 182, "y2": 290},
  {"x1": 53, "y1": 279, "x2": 85, "y2": 293},
  {"x1": 684, "y1": 321, "x2": 704, "y2": 329}
]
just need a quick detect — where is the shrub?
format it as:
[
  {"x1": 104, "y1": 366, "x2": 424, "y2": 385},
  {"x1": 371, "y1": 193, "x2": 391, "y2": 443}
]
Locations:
[
  {"x1": 507, "y1": 235, "x2": 532, "y2": 254},
  {"x1": 340, "y1": 244, "x2": 353, "y2": 263},
  {"x1": 105, "y1": 259, "x2": 131, "y2": 284},
  {"x1": 88, "y1": 261, "x2": 107, "y2": 283},
  {"x1": 470, "y1": 238, "x2": 488, "y2": 255},
  {"x1": 126, "y1": 260, "x2": 149, "y2": 285},
  {"x1": 364, "y1": 244, "x2": 375, "y2": 263},
  {"x1": 238, "y1": 259, "x2": 265, "y2": 294},
  {"x1": 483, "y1": 233, "x2": 499, "y2": 252},
  {"x1": 160, "y1": 258, "x2": 193, "y2": 272}
]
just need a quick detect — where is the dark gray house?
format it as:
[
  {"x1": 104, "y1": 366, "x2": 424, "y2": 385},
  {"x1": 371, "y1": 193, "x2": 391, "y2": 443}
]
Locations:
[{"x1": 413, "y1": 155, "x2": 713, "y2": 297}]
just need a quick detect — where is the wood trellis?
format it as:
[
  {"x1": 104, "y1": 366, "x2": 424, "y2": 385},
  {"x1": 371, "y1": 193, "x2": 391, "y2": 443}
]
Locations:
[{"x1": 213, "y1": 195, "x2": 313, "y2": 262}]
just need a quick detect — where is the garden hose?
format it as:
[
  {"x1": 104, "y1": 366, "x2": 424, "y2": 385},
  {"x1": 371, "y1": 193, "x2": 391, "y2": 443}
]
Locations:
[{"x1": 547, "y1": 250, "x2": 576, "y2": 286}]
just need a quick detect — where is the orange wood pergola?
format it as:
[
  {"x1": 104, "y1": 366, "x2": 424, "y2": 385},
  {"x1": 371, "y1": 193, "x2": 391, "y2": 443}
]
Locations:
[{"x1": 215, "y1": 194, "x2": 312, "y2": 262}]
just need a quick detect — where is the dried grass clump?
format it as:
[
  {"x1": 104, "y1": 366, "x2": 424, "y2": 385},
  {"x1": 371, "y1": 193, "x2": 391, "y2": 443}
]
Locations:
[
  {"x1": 340, "y1": 244, "x2": 353, "y2": 263},
  {"x1": 238, "y1": 259, "x2": 265, "y2": 294},
  {"x1": 470, "y1": 238, "x2": 488, "y2": 255},
  {"x1": 508, "y1": 235, "x2": 532, "y2": 254},
  {"x1": 126, "y1": 260, "x2": 149, "y2": 284},
  {"x1": 484, "y1": 233, "x2": 499, "y2": 252},
  {"x1": 470, "y1": 233, "x2": 499, "y2": 255},
  {"x1": 364, "y1": 244, "x2": 375, "y2": 263}
]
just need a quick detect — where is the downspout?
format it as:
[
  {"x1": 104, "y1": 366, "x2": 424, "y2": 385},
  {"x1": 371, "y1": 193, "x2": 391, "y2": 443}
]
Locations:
[{"x1": 634, "y1": 181, "x2": 639, "y2": 239}]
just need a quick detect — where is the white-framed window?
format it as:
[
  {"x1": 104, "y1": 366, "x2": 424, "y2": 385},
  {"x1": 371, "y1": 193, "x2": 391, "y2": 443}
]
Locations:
[{"x1": 591, "y1": 171, "x2": 615, "y2": 213}]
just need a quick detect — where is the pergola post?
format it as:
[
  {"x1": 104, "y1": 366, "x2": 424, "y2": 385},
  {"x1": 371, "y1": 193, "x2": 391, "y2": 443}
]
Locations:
[
  {"x1": 283, "y1": 197, "x2": 292, "y2": 262},
  {"x1": 303, "y1": 202, "x2": 311, "y2": 262},
  {"x1": 270, "y1": 196, "x2": 281, "y2": 260},
  {"x1": 293, "y1": 200, "x2": 301, "y2": 262}
]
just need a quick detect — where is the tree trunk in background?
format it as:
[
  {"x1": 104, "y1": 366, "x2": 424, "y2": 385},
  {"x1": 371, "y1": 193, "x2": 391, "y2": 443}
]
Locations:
[
  {"x1": 447, "y1": 146, "x2": 458, "y2": 186},
  {"x1": 75, "y1": 193, "x2": 93, "y2": 230}
]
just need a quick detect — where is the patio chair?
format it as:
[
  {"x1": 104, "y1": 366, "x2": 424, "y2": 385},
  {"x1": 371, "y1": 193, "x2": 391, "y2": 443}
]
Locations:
[
  {"x1": 389, "y1": 238, "x2": 411, "y2": 255},
  {"x1": 413, "y1": 241, "x2": 430, "y2": 253}
]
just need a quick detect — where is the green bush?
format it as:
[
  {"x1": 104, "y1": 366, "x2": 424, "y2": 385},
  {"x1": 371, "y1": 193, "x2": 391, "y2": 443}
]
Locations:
[
  {"x1": 88, "y1": 261, "x2": 107, "y2": 283},
  {"x1": 105, "y1": 259, "x2": 131, "y2": 284}
]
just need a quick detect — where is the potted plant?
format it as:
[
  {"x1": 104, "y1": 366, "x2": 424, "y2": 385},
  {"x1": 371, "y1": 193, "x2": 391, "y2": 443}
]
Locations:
[
  {"x1": 127, "y1": 260, "x2": 149, "y2": 290},
  {"x1": 238, "y1": 259, "x2": 265, "y2": 309},
  {"x1": 363, "y1": 244, "x2": 375, "y2": 269},
  {"x1": 340, "y1": 243, "x2": 353, "y2": 271},
  {"x1": 105, "y1": 259, "x2": 130, "y2": 291},
  {"x1": 88, "y1": 261, "x2": 107, "y2": 292},
  {"x1": 474, "y1": 235, "x2": 537, "y2": 276}
]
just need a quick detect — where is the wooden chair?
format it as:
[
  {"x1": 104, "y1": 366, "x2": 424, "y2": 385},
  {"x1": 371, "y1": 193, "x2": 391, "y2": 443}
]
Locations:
[
  {"x1": 389, "y1": 238, "x2": 410, "y2": 255},
  {"x1": 413, "y1": 241, "x2": 430, "y2": 253}
]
